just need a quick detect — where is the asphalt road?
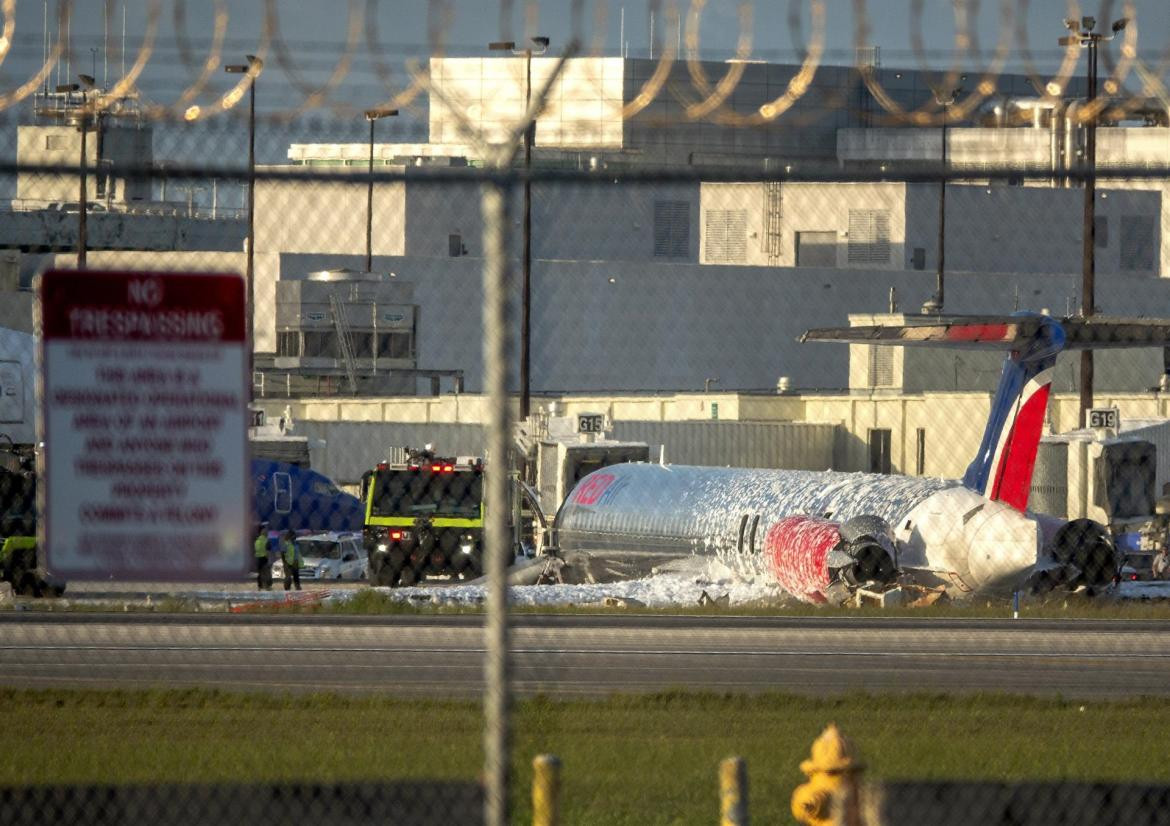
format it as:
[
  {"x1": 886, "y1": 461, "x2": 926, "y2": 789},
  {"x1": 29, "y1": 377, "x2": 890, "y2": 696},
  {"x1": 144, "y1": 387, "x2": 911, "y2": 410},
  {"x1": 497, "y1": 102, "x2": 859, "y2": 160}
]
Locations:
[{"x1": 0, "y1": 613, "x2": 1167, "y2": 698}]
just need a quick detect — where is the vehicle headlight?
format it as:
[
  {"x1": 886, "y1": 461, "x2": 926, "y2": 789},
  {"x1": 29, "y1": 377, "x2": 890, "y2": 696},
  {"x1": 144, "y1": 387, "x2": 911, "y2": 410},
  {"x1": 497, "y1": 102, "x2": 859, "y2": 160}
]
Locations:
[{"x1": 376, "y1": 543, "x2": 388, "y2": 553}]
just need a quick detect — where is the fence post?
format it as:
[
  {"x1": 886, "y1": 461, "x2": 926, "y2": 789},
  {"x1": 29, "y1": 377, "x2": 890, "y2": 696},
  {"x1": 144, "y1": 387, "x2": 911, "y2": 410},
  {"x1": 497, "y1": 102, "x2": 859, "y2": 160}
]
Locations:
[
  {"x1": 481, "y1": 179, "x2": 514, "y2": 826},
  {"x1": 720, "y1": 756, "x2": 749, "y2": 825},
  {"x1": 532, "y1": 754, "x2": 561, "y2": 826}
]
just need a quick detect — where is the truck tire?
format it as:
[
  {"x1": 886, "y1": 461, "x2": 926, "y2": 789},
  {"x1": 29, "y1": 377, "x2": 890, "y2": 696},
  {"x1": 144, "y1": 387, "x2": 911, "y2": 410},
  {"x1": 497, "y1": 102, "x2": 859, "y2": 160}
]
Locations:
[{"x1": 370, "y1": 554, "x2": 398, "y2": 587}]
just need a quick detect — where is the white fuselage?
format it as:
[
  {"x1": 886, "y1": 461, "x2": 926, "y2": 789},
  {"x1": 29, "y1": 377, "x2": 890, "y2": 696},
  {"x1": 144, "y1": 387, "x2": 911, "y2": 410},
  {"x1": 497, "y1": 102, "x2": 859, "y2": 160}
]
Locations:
[
  {"x1": 555, "y1": 464, "x2": 1048, "y2": 599},
  {"x1": 896, "y1": 486, "x2": 1044, "y2": 596}
]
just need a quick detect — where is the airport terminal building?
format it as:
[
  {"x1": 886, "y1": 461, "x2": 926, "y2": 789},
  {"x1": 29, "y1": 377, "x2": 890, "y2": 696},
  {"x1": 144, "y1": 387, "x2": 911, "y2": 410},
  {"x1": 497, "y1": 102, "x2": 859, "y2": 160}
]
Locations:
[{"x1": 5, "y1": 55, "x2": 1170, "y2": 397}]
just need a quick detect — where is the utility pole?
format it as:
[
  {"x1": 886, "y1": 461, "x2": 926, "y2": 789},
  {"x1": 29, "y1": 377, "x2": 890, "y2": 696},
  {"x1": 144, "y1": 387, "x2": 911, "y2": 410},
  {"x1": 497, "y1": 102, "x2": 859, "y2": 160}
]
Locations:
[
  {"x1": 922, "y1": 87, "x2": 960, "y2": 315},
  {"x1": 57, "y1": 76, "x2": 95, "y2": 267},
  {"x1": 364, "y1": 108, "x2": 398, "y2": 274},
  {"x1": 1059, "y1": 15, "x2": 1127, "y2": 427},
  {"x1": 489, "y1": 36, "x2": 550, "y2": 422},
  {"x1": 225, "y1": 56, "x2": 263, "y2": 377}
]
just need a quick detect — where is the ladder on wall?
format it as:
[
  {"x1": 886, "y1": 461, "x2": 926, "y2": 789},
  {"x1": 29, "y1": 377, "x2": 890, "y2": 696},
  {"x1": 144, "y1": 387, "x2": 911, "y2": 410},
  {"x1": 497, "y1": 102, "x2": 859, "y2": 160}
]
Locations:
[
  {"x1": 764, "y1": 181, "x2": 783, "y2": 265},
  {"x1": 329, "y1": 293, "x2": 360, "y2": 395}
]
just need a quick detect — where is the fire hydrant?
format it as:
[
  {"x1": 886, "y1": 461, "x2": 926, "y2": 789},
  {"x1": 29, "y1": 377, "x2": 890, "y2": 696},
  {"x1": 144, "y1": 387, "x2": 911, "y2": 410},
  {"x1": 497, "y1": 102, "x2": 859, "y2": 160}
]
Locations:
[{"x1": 791, "y1": 724, "x2": 865, "y2": 826}]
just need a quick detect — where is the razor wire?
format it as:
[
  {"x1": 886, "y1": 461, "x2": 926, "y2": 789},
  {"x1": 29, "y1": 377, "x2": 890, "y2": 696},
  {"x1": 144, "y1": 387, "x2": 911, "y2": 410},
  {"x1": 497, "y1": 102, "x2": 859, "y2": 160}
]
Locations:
[{"x1": 2, "y1": 2, "x2": 1170, "y2": 126}]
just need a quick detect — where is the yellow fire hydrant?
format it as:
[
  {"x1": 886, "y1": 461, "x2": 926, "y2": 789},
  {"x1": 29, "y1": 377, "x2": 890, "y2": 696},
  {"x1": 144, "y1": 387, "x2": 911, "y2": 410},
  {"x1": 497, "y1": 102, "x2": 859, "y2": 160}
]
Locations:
[{"x1": 791, "y1": 724, "x2": 865, "y2": 826}]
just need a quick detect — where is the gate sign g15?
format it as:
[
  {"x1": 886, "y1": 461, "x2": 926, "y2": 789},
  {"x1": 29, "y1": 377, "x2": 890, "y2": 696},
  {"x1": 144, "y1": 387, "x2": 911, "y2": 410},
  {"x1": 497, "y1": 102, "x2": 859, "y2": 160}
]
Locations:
[{"x1": 38, "y1": 270, "x2": 249, "y2": 581}]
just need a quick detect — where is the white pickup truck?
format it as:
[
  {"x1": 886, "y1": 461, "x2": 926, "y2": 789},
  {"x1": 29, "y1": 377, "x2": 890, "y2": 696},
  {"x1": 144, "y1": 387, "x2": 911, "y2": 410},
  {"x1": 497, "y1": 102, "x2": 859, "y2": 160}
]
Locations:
[{"x1": 271, "y1": 531, "x2": 368, "y2": 582}]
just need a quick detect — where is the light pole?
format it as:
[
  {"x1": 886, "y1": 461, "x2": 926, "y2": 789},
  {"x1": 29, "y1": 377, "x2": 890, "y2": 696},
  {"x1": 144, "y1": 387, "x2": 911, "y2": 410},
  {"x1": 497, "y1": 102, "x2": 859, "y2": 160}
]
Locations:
[
  {"x1": 57, "y1": 75, "x2": 94, "y2": 268},
  {"x1": 225, "y1": 55, "x2": 262, "y2": 363},
  {"x1": 488, "y1": 36, "x2": 549, "y2": 422},
  {"x1": 364, "y1": 108, "x2": 398, "y2": 274},
  {"x1": 1059, "y1": 15, "x2": 1127, "y2": 427},
  {"x1": 922, "y1": 87, "x2": 960, "y2": 315}
]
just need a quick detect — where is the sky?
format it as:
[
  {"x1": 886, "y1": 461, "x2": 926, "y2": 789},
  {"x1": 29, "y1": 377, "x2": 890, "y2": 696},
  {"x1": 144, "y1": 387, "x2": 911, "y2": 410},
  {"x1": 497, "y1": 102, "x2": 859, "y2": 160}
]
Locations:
[
  {"x1": 2, "y1": 1, "x2": 1167, "y2": 168},
  {"x1": 5, "y1": 1, "x2": 1169, "y2": 112}
]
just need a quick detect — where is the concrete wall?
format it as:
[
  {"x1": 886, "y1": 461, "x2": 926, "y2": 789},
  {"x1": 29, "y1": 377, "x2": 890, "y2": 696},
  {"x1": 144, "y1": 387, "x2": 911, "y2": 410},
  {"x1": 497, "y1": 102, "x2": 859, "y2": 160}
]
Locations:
[
  {"x1": 611, "y1": 420, "x2": 836, "y2": 470},
  {"x1": 283, "y1": 252, "x2": 1170, "y2": 395},
  {"x1": 700, "y1": 182, "x2": 907, "y2": 269},
  {"x1": 16, "y1": 124, "x2": 153, "y2": 205},
  {"x1": 252, "y1": 170, "x2": 406, "y2": 352},
  {"x1": 16, "y1": 125, "x2": 98, "y2": 204},
  {"x1": 291, "y1": 418, "x2": 836, "y2": 485},
  {"x1": 264, "y1": 389, "x2": 1170, "y2": 485},
  {"x1": 0, "y1": 211, "x2": 245, "y2": 255},
  {"x1": 429, "y1": 57, "x2": 625, "y2": 147},
  {"x1": 904, "y1": 184, "x2": 1161, "y2": 277}
]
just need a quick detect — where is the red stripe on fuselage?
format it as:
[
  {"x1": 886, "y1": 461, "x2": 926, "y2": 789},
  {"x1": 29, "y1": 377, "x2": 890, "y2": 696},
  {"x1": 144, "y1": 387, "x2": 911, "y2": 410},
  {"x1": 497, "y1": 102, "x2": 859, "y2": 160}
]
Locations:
[
  {"x1": 762, "y1": 515, "x2": 839, "y2": 604},
  {"x1": 988, "y1": 383, "x2": 1051, "y2": 511}
]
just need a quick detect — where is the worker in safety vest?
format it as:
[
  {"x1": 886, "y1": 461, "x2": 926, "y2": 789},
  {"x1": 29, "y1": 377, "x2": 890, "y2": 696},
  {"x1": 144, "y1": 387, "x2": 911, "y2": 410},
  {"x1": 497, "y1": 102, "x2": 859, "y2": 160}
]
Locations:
[
  {"x1": 253, "y1": 525, "x2": 271, "y2": 590},
  {"x1": 281, "y1": 530, "x2": 302, "y2": 591}
]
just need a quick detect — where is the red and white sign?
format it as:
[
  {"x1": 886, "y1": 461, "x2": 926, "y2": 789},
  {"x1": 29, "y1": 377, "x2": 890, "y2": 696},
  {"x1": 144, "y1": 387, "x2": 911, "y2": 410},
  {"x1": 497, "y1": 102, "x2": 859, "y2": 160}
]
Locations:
[{"x1": 38, "y1": 269, "x2": 249, "y2": 580}]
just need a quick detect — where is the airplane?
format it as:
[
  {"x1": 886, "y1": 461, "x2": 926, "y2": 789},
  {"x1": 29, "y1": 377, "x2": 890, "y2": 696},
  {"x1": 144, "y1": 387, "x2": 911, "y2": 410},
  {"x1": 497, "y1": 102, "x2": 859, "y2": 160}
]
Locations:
[
  {"x1": 252, "y1": 458, "x2": 364, "y2": 534},
  {"x1": 550, "y1": 313, "x2": 1170, "y2": 603}
]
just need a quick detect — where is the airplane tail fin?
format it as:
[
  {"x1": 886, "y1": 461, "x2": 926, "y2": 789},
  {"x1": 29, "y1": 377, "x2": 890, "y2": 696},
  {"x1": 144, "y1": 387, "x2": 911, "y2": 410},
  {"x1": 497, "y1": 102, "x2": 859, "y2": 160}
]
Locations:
[{"x1": 801, "y1": 314, "x2": 1170, "y2": 513}]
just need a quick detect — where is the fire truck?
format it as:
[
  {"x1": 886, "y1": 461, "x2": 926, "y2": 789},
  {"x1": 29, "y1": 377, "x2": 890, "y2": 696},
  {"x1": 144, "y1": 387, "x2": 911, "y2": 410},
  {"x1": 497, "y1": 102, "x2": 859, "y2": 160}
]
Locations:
[
  {"x1": 0, "y1": 438, "x2": 64, "y2": 597},
  {"x1": 361, "y1": 446, "x2": 487, "y2": 586}
]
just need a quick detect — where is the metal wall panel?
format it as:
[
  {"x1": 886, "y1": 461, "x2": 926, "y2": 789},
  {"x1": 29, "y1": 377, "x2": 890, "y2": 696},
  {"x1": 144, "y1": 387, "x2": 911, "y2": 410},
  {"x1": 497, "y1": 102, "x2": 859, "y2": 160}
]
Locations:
[
  {"x1": 1028, "y1": 441, "x2": 1069, "y2": 518},
  {"x1": 293, "y1": 421, "x2": 487, "y2": 484},
  {"x1": 611, "y1": 421, "x2": 837, "y2": 470},
  {"x1": 299, "y1": 419, "x2": 838, "y2": 484}
]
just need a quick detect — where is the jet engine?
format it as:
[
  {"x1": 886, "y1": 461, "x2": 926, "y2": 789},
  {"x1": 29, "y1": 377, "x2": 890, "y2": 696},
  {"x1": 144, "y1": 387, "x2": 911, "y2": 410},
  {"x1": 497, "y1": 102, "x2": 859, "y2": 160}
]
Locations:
[
  {"x1": 763, "y1": 514, "x2": 900, "y2": 604},
  {"x1": 1039, "y1": 517, "x2": 1121, "y2": 591}
]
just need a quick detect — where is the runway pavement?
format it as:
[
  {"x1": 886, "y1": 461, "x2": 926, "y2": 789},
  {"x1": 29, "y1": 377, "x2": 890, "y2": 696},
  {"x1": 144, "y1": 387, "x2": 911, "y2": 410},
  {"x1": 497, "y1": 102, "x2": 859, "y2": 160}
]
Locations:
[{"x1": 0, "y1": 613, "x2": 1167, "y2": 698}]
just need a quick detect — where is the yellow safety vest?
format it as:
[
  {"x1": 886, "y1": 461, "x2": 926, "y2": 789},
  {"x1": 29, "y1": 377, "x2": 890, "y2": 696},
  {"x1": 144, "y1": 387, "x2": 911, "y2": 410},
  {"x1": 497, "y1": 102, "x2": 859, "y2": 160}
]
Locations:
[{"x1": 254, "y1": 536, "x2": 269, "y2": 558}]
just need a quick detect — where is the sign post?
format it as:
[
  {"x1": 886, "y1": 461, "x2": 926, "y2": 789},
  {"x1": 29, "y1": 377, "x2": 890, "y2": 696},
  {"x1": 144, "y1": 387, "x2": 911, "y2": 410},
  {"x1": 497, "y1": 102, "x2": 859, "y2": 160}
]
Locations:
[{"x1": 38, "y1": 270, "x2": 249, "y2": 581}]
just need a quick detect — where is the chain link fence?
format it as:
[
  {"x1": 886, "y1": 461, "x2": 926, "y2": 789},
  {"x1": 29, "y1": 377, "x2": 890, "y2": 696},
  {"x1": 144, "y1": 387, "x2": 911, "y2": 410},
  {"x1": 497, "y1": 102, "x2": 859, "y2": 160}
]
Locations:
[{"x1": 5, "y1": 2, "x2": 1170, "y2": 824}]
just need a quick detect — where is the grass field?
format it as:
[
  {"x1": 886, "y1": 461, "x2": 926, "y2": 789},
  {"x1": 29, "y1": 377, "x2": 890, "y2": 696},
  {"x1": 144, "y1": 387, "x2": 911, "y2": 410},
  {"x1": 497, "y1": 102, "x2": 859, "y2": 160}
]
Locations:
[{"x1": 3, "y1": 688, "x2": 1168, "y2": 825}]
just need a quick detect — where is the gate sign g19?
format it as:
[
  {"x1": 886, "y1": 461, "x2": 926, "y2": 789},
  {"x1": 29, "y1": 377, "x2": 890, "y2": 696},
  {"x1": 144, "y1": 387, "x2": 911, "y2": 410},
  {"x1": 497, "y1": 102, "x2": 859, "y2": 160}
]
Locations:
[
  {"x1": 38, "y1": 270, "x2": 249, "y2": 581},
  {"x1": 1088, "y1": 407, "x2": 1120, "y2": 430}
]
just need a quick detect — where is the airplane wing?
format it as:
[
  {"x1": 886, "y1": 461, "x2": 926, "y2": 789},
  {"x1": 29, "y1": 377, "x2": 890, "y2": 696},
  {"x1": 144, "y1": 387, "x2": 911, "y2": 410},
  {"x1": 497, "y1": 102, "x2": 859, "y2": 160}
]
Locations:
[
  {"x1": 800, "y1": 315, "x2": 1045, "y2": 348},
  {"x1": 801, "y1": 314, "x2": 1170, "y2": 350},
  {"x1": 1057, "y1": 316, "x2": 1170, "y2": 349}
]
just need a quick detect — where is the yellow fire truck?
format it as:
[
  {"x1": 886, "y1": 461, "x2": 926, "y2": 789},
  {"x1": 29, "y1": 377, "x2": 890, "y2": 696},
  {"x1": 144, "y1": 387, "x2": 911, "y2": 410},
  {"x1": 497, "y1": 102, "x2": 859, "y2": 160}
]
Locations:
[{"x1": 361, "y1": 447, "x2": 486, "y2": 586}]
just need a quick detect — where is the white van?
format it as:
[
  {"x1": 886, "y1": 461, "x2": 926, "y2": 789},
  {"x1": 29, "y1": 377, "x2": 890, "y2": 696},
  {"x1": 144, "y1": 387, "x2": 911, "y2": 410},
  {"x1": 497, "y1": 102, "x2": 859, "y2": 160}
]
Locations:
[{"x1": 271, "y1": 532, "x2": 367, "y2": 582}]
